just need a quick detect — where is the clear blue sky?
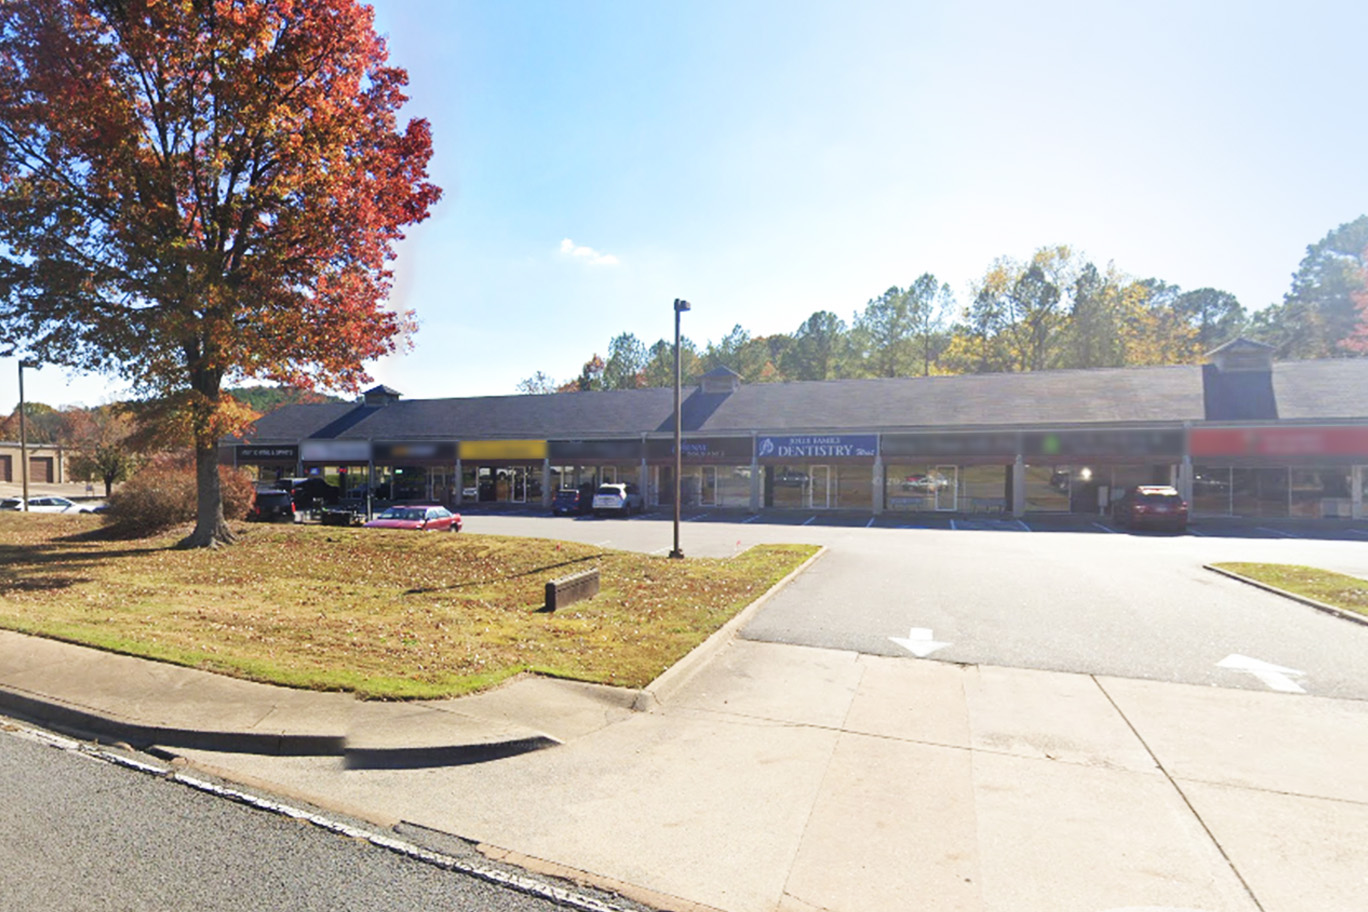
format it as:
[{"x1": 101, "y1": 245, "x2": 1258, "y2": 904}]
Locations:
[{"x1": 5, "y1": 0, "x2": 1367, "y2": 412}]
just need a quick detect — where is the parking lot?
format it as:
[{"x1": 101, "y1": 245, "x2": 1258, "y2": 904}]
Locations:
[{"x1": 464, "y1": 507, "x2": 1368, "y2": 700}]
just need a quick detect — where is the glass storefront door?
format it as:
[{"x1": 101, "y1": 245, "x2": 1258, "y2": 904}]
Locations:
[
  {"x1": 810, "y1": 465, "x2": 831, "y2": 509},
  {"x1": 934, "y1": 465, "x2": 958, "y2": 511},
  {"x1": 701, "y1": 466, "x2": 718, "y2": 506}
]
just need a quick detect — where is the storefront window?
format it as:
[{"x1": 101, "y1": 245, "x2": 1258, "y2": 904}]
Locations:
[
  {"x1": 834, "y1": 465, "x2": 872, "y2": 510},
  {"x1": 1290, "y1": 467, "x2": 1352, "y2": 518},
  {"x1": 769, "y1": 465, "x2": 808, "y2": 508},
  {"x1": 1192, "y1": 466, "x2": 1231, "y2": 515},
  {"x1": 961, "y1": 465, "x2": 1007, "y2": 513},
  {"x1": 1231, "y1": 467, "x2": 1288, "y2": 517},
  {"x1": 715, "y1": 467, "x2": 752, "y2": 507},
  {"x1": 1023, "y1": 464, "x2": 1070, "y2": 512},
  {"x1": 885, "y1": 464, "x2": 940, "y2": 511}
]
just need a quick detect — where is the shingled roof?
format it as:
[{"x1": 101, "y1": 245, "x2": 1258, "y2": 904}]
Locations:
[{"x1": 235, "y1": 357, "x2": 1368, "y2": 445}]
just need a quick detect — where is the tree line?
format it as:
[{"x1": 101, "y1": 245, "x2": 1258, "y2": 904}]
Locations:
[
  {"x1": 524, "y1": 216, "x2": 1368, "y2": 393},
  {"x1": 1, "y1": 388, "x2": 339, "y2": 497}
]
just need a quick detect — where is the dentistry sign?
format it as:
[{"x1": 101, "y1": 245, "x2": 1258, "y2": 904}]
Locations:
[{"x1": 757, "y1": 435, "x2": 877, "y2": 461}]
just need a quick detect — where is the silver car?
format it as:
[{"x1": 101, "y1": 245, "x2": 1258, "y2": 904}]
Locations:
[{"x1": 591, "y1": 483, "x2": 643, "y2": 516}]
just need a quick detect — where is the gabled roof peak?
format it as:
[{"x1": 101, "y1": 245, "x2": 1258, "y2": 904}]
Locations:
[
  {"x1": 363, "y1": 384, "x2": 402, "y2": 406},
  {"x1": 1204, "y1": 336, "x2": 1274, "y2": 374}
]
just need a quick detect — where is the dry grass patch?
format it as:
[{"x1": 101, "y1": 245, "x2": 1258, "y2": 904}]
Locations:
[
  {"x1": 1212, "y1": 562, "x2": 1368, "y2": 618},
  {"x1": 0, "y1": 513, "x2": 816, "y2": 698}
]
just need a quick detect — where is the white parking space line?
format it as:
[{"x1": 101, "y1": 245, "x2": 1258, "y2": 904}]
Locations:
[
  {"x1": 865, "y1": 518, "x2": 875, "y2": 528},
  {"x1": 595, "y1": 539, "x2": 613, "y2": 547},
  {"x1": 1091, "y1": 522, "x2": 1117, "y2": 533},
  {"x1": 743, "y1": 514, "x2": 761, "y2": 523},
  {"x1": 801, "y1": 515, "x2": 816, "y2": 526},
  {"x1": 949, "y1": 519, "x2": 957, "y2": 531},
  {"x1": 649, "y1": 547, "x2": 670, "y2": 555},
  {"x1": 1256, "y1": 526, "x2": 1297, "y2": 538},
  {"x1": 1188, "y1": 527, "x2": 1209, "y2": 536},
  {"x1": 1016, "y1": 520, "x2": 1032, "y2": 532},
  {"x1": 1350, "y1": 529, "x2": 1368, "y2": 536}
]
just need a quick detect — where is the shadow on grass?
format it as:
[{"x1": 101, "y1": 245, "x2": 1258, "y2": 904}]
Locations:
[{"x1": 403, "y1": 552, "x2": 607, "y2": 595}]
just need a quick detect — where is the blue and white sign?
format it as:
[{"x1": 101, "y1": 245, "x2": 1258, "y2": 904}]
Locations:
[{"x1": 757, "y1": 435, "x2": 877, "y2": 460}]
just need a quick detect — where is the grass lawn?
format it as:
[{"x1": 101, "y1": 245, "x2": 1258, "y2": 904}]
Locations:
[
  {"x1": 0, "y1": 514, "x2": 817, "y2": 699},
  {"x1": 1211, "y1": 562, "x2": 1368, "y2": 619}
]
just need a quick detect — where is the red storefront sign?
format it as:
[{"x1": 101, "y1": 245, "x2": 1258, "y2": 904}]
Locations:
[{"x1": 1190, "y1": 426, "x2": 1368, "y2": 458}]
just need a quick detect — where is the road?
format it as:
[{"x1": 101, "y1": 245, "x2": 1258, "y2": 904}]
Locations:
[
  {"x1": 466, "y1": 509, "x2": 1368, "y2": 699},
  {"x1": 0, "y1": 722, "x2": 637, "y2": 912}
]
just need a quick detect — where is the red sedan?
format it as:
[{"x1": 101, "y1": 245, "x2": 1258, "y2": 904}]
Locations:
[{"x1": 363, "y1": 505, "x2": 462, "y2": 532}]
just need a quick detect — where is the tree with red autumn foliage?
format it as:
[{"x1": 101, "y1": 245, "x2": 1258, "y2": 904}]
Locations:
[{"x1": 0, "y1": 0, "x2": 439, "y2": 547}]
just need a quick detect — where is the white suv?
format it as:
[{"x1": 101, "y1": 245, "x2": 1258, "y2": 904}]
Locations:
[{"x1": 592, "y1": 483, "x2": 643, "y2": 516}]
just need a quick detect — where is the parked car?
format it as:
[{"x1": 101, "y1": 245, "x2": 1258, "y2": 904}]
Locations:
[
  {"x1": 552, "y1": 483, "x2": 597, "y2": 516},
  {"x1": 0, "y1": 496, "x2": 101, "y2": 514},
  {"x1": 363, "y1": 505, "x2": 462, "y2": 532},
  {"x1": 286, "y1": 477, "x2": 341, "y2": 510},
  {"x1": 1112, "y1": 484, "x2": 1188, "y2": 531},
  {"x1": 247, "y1": 489, "x2": 296, "y2": 523},
  {"x1": 592, "y1": 482, "x2": 643, "y2": 516}
]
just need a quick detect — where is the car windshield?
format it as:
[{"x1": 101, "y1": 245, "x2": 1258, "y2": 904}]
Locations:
[{"x1": 379, "y1": 508, "x2": 426, "y2": 521}]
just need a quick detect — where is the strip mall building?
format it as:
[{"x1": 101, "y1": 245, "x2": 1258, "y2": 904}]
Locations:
[{"x1": 229, "y1": 339, "x2": 1368, "y2": 521}]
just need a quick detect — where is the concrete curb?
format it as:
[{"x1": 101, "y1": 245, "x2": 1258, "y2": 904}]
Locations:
[
  {"x1": 1203, "y1": 564, "x2": 1368, "y2": 628},
  {"x1": 632, "y1": 545, "x2": 827, "y2": 712},
  {"x1": 0, "y1": 683, "x2": 560, "y2": 765}
]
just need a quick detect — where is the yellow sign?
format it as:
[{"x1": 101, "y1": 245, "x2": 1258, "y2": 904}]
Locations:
[{"x1": 459, "y1": 439, "x2": 548, "y2": 461}]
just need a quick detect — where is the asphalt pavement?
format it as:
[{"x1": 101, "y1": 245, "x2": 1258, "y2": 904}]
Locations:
[{"x1": 1, "y1": 513, "x2": 1366, "y2": 911}]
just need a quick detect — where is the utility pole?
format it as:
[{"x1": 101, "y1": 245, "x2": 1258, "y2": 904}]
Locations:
[
  {"x1": 669, "y1": 299, "x2": 690, "y2": 559},
  {"x1": 18, "y1": 359, "x2": 38, "y2": 511}
]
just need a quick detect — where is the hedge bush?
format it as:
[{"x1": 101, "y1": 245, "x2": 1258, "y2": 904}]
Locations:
[{"x1": 105, "y1": 453, "x2": 255, "y2": 534}]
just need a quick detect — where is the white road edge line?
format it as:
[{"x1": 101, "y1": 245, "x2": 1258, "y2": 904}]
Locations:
[{"x1": 0, "y1": 721, "x2": 628, "y2": 912}]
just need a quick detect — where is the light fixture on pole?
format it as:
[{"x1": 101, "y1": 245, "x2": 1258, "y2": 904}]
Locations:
[
  {"x1": 18, "y1": 359, "x2": 38, "y2": 512},
  {"x1": 669, "y1": 298, "x2": 690, "y2": 559}
]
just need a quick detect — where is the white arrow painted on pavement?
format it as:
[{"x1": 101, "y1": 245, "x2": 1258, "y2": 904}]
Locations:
[
  {"x1": 889, "y1": 628, "x2": 951, "y2": 658},
  {"x1": 1216, "y1": 654, "x2": 1306, "y2": 693}
]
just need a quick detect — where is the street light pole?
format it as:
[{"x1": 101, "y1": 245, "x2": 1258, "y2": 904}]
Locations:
[
  {"x1": 669, "y1": 298, "x2": 690, "y2": 559},
  {"x1": 17, "y1": 359, "x2": 37, "y2": 512}
]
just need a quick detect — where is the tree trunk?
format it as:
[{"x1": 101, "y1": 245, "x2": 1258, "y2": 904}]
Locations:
[{"x1": 178, "y1": 437, "x2": 235, "y2": 549}]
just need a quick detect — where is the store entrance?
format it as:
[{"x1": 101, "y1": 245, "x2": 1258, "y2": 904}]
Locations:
[
  {"x1": 934, "y1": 465, "x2": 958, "y2": 511},
  {"x1": 809, "y1": 465, "x2": 831, "y2": 509}
]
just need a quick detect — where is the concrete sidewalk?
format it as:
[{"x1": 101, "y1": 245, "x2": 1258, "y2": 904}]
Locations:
[{"x1": 2, "y1": 630, "x2": 1366, "y2": 912}]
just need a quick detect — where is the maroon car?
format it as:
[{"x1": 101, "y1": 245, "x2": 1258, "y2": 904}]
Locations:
[
  {"x1": 1112, "y1": 485, "x2": 1188, "y2": 532},
  {"x1": 363, "y1": 505, "x2": 462, "y2": 532}
]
